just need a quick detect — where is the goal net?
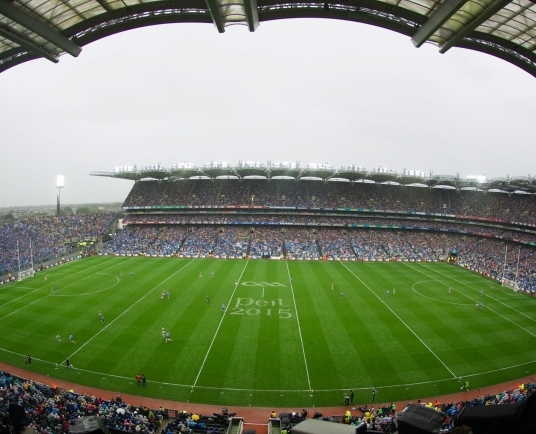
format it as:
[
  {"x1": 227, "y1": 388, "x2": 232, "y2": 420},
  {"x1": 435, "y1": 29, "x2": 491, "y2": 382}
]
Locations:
[
  {"x1": 17, "y1": 268, "x2": 35, "y2": 282},
  {"x1": 502, "y1": 278, "x2": 519, "y2": 292}
]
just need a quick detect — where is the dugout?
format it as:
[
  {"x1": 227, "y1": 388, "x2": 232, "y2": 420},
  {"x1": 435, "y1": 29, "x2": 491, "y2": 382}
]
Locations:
[
  {"x1": 447, "y1": 249, "x2": 458, "y2": 264},
  {"x1": 291, "y1": 419, "x2": 359, "y2": 434}
]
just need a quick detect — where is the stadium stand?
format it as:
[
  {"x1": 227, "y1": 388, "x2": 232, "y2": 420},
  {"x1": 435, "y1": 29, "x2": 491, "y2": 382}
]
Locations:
[
  {"x1": 0, "y1": 368, "x2": 533, "y2": 434},
  {"x1": 3, "y1": 179, "x2": 536, "y2": 433},
  {"x1": 0, "y1": 213, "x2": 116, "y2": 284},
  {"x1": 95, "y1": 179, "x2": 536, "y2": 294}
]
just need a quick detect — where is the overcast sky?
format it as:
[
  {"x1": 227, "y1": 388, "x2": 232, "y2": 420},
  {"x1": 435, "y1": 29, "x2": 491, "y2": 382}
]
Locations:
[{"x1": 1, "y1": 18, "x2": 535, "y2": 208}]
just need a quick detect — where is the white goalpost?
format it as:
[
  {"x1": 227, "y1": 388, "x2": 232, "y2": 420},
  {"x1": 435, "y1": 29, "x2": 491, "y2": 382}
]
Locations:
[
  {"x1": 16, "y1": 238, "x2": 35, "y2": 282},
  {"x1": 501, "y1": 246, "x2": 521, "y2": 292}
]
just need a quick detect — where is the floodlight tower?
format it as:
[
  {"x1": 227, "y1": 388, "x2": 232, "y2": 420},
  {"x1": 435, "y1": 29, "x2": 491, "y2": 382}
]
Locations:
[{"x1": 56, "y1": 175, "x2": 64, "y2": 216}]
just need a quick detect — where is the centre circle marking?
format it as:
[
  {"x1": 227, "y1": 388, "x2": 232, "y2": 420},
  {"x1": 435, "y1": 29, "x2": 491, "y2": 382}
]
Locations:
[{"x1": 411, "y1": 280, "x2": 473, "y2": 306}]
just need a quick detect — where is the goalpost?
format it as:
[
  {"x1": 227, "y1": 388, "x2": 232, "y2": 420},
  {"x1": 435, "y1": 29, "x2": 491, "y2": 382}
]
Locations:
[
  {"x1": 501, "y1": 246, "x2": 521, "y2": 292},
  {"x1": 502, "y1": 278, "x2": 519, "y2": 292},
  {"x1": 16, "y1": 239, "x2": 35, "y2": 282}
]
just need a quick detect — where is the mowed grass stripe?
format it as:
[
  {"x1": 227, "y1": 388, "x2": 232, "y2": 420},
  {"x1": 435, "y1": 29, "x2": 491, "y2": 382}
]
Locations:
[
  {"x1": 198, "y1": 261, "x2": 310, "y2": 392},
  {"x1": 343, "y1": 264, "x2": 456, "y2": 378},
  {"x1": 58, "y1": 258, "x2": 196, "y2": 371},
  {"x1": 192, "y1": 260, "x2": 251, "y2": 388},
  {"x1": 0, "y1": 256, "x2": 138, "y2": 350},
  {"x1": 420, "y1": 263, "x2": 536, "y2": 325},
  {"x1": 420, "y1": 279, "x2": 536, "y2": 376},
  {"x1": 357, "y1": 262, "x2": 536, "y2": 377},
  {"x1": 410, "y1": 263, "x2": 536, "y2": 339},
  {"x1": 288, "y1": 262, "x2": 353, "y2": 390},
  {"x1": 1, "y1": 257, "x2": 536, "y2": 407},
  {"x1": 397, "y1": 263, "x2": 536, "y2": 375},
  {"x1": 290, "y1": 261, "x2": 411, "y2": 389}
]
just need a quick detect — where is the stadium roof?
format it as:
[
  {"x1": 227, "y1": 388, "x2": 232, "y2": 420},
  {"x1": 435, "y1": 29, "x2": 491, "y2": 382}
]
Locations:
[
  {"x1": 1, "y1": 1, "x2": 536, "y2": 76},
  {"x1": 90, "y1": 162, "x2": 536, "y2": 193}
]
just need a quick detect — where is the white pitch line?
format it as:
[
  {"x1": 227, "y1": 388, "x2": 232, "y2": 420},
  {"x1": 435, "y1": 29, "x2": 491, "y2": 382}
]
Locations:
[
  {"x1": 285, "y1": 261, "x2": 312, "y2": 392},
  {"x1": 192, "y1": 260, "x2": 250, "y2": 387},
  {"x1": 65, "y1": 259, "x2": 194, "y2": 362},
  {"x1": 411, "y1": 280, "x2": 471, "y2": 306},
  {"x1": 0, "y1": 286, "x2": 44, "y2": 306},
  {"x1": 406, "y1": 263, "x2": 536, "y2": 339},
  {"x1": 3, "y1": 343, "x2": 535, "y2": 394},
  {"x1": 51, "y1": 273, "x2": 120, "y2": 297},
  {"x1": 0, "y1": 258, "x2": 137, "y2": 322},
  {"x1": 0, "y1": 257, "x2": 123, "y2": 311},
  {"x1": 420, "y1": 263, "x2": 536, "y2": 320},
  {"x1": 4, "y1": 285, "x2": 36, "y2": 291},
  {"x1": 340, "y1": 261, "x2": 458, "y2": 379}
]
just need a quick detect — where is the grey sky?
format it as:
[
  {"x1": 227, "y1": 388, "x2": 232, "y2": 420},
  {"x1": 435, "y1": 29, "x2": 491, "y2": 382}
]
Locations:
[{"x1": 1, "y1": 19, "x2": 535, "y2": 208}]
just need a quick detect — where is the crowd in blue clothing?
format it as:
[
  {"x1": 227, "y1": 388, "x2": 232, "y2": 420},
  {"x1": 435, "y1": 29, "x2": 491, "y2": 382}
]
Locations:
[
  {"x1": 0, "y1": 214, "x2": 115, "y2": 276},
  {"x1": 211, "y1": 227, "x2": 249, "y2": 258},
  {"x1": 101, "y1": 223, "x2": 536, "y2": 293},
  {"x1": 249, "y1": 228, "x2": 284, "y2": 258},
  {"x1": 100, "y1": 226, "x2": 187, "y2": 257}
]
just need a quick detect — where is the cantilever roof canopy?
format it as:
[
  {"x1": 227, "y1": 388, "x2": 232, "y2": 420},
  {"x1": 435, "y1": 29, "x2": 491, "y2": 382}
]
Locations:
[
  {"x1": 1, "y1": 0, "x2": 536, "y2": 76},
  {"x1": 90, "y1": 165, "x2": 536, "y2": 192}
]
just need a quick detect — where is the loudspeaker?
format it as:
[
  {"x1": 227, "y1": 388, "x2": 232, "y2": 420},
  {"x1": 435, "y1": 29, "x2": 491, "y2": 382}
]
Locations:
[{"x1": 391, "y1": 404, "x2": 446, "y2": 434}]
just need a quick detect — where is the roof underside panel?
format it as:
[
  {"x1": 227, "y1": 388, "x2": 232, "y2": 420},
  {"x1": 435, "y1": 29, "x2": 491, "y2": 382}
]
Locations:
[
  {"x1": 398, "y1": 0, "x2": 441, "y2": 17},
  {"x1": 428, "y1": 0, "x2": 490, "y2": 46},
  {"x1": 479, "y1": 1, "x2": 536, "y2": 51},
  {"x1": 2, "y1": 0, "x2": 536, "y2": 76}
]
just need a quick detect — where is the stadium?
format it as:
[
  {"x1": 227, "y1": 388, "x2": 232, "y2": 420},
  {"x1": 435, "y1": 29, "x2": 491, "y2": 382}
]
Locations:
[
  {"x1": 2, "y1": 164, "x2": 536, "y2": 434},
  {"x1": 2, "y1": 1, "x2": 536, "y2": 434}
]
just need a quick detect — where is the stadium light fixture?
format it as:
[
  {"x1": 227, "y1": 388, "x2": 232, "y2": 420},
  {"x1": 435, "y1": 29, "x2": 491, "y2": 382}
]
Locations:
[
  {"x1": 56, "y1": 175, "x2": 64, "y2": 216},
  {"x1": 466, "y1": 175, "x2": 487, "y2": 183}
]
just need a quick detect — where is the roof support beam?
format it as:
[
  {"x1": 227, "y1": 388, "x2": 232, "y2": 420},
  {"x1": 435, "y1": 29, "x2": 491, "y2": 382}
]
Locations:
[
  {"x1": 95, "y1": 0, "x2": 113, "y2": 13},
  {"x1": 243, "y1": 0, "x2": 259, "y2": 32},
  {"x1": 0, "y1": 26, "x2": 59, "y2": 63},
  {"x1": 204, "y1": 0, "x2": 225, "y2": 33},
  {"x1": 411, "y1": 0, "x2": 468, "y2": 48},
  {"x1": 0, "y1": 1, "x2": 81, "y2": 57},
  {"x1": 439, "y1": 0, "x2": 513, "y2": 53}
]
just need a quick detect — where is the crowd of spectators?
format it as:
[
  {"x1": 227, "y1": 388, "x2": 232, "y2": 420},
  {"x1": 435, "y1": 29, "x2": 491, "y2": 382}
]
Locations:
[
  {"x1": 275, "y1": 383, "x2": 535, "y2": 433},
  {"x1": 100, "y1": 223, "x2": 536, "y2": 293},
  {"x1": 101, "y1": 226, "x2": 187, "y2": 256},
  {"x1": 0, "y1": 367, "x2": 533, "y2": 434},
  {"x1": 0, "y1": 370, "x2": 167, "y2": 434},
  {"x1": 249, "y1": 228, "x2": 284, "y2": 258},
  {"x1": 178, "y1": 227, "x2": 218, "y2": 258},
  {"x1": 316, "y1": 229, "x2": 355, "y2": 260},
  {"x1": 0, "y1": 214, "x2": 115, "y2": 276},
  {"x1": 211, "y1": 227, "x2": 249, "y2": 258},
  {"x1": 123, "y1": 213, "x2": 536, "y2": 245},
  {"x1": 0, "y1": 369, "x2": 243, "y2": 434},
  {"x1": 163, "y1": 409, "x2": 231, "y2": 434},
  {"x1": 284, "y1": 228, "x2": 320, "y2": 260},
  {"x1": 2, "y1": 364, "x2": 533, "y2": 434},
  {"x1": 122, "y1": 179, "x2": 536, "y2": 226}
]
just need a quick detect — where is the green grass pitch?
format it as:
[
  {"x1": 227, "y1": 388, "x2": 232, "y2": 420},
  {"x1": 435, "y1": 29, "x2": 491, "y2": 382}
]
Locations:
[{"x1": 1, "y1": 256, "x2": 536, "y2": 407}]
